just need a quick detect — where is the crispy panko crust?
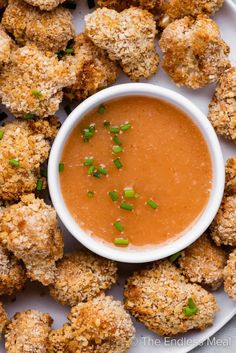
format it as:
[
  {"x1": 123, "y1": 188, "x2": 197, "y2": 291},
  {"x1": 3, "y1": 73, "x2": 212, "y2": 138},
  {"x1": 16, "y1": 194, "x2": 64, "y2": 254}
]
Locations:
[
  {"x1": 0, "y1": 302, "x2": 8, "y2": 334},
  {"x1": 159, "y1": 15, "x2": 230, "y2": 89},
  {"x1": 0, "y1": 119, "x2": 58, "y2": 201},
  {"x1": 210, "y1": 195, "x2": 236, "y2": 246},
  {"x1": 224, "y1": 249, "x2": 236, "y2": 301},
  {"x1": 85, "y1": 7, "x2": 159, "y2": 81},
  {"x1": 5, "y1": 310, "x2": 52, "y2": 353},
  {"x1": 178, "y1": 233, "x2": 227, "y2": 290},
  {"x1": 97, "y1": 0, "x2": 160, "y2": 12},
  {"x1": 23, "y1": 0, "x2": 65, "y2": 11},
  {"x1": 225, "y1": 156, "x2": 236, "y2": 195},
  {"x1": 0, "y1": 23, "x2": 15, "y2": 67},
  {"x1": 0, "y1": 44, "x2": 76, "y2": 118},
  {"x1": 0, "y1": 244, "x2": 27, "y2": 296},
  {"x1": 2, "y1": 0, "x2": 75, "y2": 53},
  {"x1": 49, "y1": 250, "x2": 118, "y2": 306},
  {"x1": 0, "y1": 194, "x2": 64, "y2": 285},
  {"x1": 48, "y1": 295, "x2": 135, "y2": 353},
  {"x1": 208, "y1": 67, "x2": 236, "y2": 141},
  {"x1": 124, "y1": 260, "x2": 218, "y2": 336},
  {"x1": 64, "y1": 33, "x2": 119, "y2": 101}
]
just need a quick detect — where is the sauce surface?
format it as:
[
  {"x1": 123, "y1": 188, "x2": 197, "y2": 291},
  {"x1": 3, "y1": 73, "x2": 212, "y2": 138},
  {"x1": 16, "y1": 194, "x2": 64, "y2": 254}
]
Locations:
[{"x1": 60, "y1": 96, "x2": 212, "y2": 247}]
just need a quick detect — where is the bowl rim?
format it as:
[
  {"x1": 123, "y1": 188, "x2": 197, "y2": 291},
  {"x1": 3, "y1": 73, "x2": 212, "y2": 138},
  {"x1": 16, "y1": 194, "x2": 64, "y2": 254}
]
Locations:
[{"x1": 48, "y1": 83, "x2": 225, "y2": 263}]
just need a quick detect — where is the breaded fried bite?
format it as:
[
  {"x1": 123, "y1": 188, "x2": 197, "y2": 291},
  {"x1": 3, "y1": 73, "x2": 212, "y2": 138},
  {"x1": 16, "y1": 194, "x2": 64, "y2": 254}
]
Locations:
[
  {"x1": 49, "y1": 295, "x2": 135, "y2": 353},
  {"x1": 2, "y1": 0, "x2": 75, "y2": 53},
  {"x1": 124, "y1": 260, "x2": 218, "y2": 336},
  {"x1": 64, "y1": 33, "x2": 119, "y2": 101},
  {"x1": 0, "y1": 119, "x2": 58, "y2": 201},
  {"x1": 85, "y1": 7, "x2": 159, "y2": 81},
  {"x1": 5, "y1": 310, "x2": 52, "y2": 353},
  {"x1": 224, "y1": 249, "x2": 236, "y2": 301},
  {"x1": 0, "y1": 244, "x2": 27, "y2": 296},
  {"x1": 0, "y1": 194, "x2": 64, "y2": 285},
  {"x1": 210, "y1": 195, "x2": 236, "y2": 246},
  {"x1": 159, "y1": 15, "x2": 230, "y2": 89},
  {"x1": 49, "y1": 250, "x2": 118, "y2": 306},
  {"x1": 225, "y1": 156, "x2": 236, "y2": 195},
  {"x1": 208, "y1": 67, "x2": 236, "y2": 142},
  {"x1": 0, "y1": 302, "x2": 8, "y2": 334},
  {"x1": 0, "y1": 44, "x2": 76, "y2": 118},
  {"x1": 24, "y1": 0, "x2": 65, "y2": 11},
  {"x1": 178, "y1": 233, "x2": 227, "y2": 289},
  {"x1": 0, "y1": 24, "x2": 15, "y2": 67}
]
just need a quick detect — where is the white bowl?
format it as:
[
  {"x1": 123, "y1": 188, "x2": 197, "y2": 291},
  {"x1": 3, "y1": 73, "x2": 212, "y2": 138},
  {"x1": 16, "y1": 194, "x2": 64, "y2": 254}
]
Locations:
[{"x1": 48, "y1": 83, "x2": 225, "y2": 263}]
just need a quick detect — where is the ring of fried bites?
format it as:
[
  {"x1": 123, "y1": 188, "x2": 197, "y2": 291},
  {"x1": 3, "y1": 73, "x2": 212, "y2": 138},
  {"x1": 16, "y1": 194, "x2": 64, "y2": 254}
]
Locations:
[
  {"x1": 225, "y1": 156, "x2": 236, "y2": 196},
  {"x1": 210, "y1": 195, "x2": 236, "y2": 246},
  {"x1": 64, "y1": 33, "x2": 119, "y2": 101},
  {"x1": 49, "y1": 250, "x2": 118, "y2": 306},
  {"x1": 0, "y1": 118, "x2": 58, "y2": 201},
  {"x1": 178, "y1": 233, "x2": 227, "y2": 290},
  {"x1": 0, "y1": 44, "x2": 76, "y2": 118},
  {"x1": 5, "y1": 310, "x2": 52, "y2": 353},
  {"x1": 124, "y1": 260, "x2": 218, "y2": 336},
  {"x1": 159, "y1": 15, "x2": 230, "y2": 89},
  {"x1": 48, "y1": 295, "x2": 135, "y2": 353},
  {"x1": 224, "y1": 249, "x2": 236, "y2": 301},
  {"x1": 85, "y1": 7, "x2": 159, "y2": 81},
  {"x1": 0, "y1": 302, "x2": 8, "y2": 334},
  {"x1": 2, "y1": 0, "x2": 75, "y2": 53},
  {"x1": 0, "y1": 194, "x2": 64, "y2": 285},
  {"x1": 23, "y1": 0, "x2": 65, "y2": 11},
  {"x1": 208, "y1": 67, "x2": 236, "y2": 142}
]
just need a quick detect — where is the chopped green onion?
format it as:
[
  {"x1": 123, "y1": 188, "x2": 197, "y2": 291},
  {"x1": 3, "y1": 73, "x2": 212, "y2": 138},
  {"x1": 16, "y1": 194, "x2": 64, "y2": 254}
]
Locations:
[
  {"x1": 113, "y1": 220, "x2": 124, "y2": 232},
  {"x1": 98, "y1": 165, "x2": 108, "y2": 175},
  {"x1": 113, "y1": 135, "x2": 122, "y2": 146},
  {"x1": 82, "y1": 124, "x2": 96, "y2": 142},
  {"x1": 87, "y1": 191, "x2": 95, "y2": 198},
  {"x1": 120, "y1": 122, "x2": 131, "y2": 131},
  {"x1": 183, "y1": 298, "x2": 199, "y2": 317},
  {"x1": 64, "y1": 105, "x2": 72, "y2": 116},
  {"x1": 169, "y1": 251, "x2": 182, "y2": 263},
  {"x1": 0, "y1": 130, "x2": 4, "y2": 140},
  {"x1": 65, "y1": 48, "x2": 74, "y2": 55},
  {"x1": 110, "y1": 126, "x2": 120, "y2": 134},
  {"x1": 113, "y1": 158, "x2": 123, "y2": 169},
  {"x1": 32, "y1": 90, "x2": 43, "y2": 98},
  {"x1": 147, "y1": 199, "x2": 158, "y2": 209},
  {"x1": 109, "y1": 191, "x2": 119, "y2": 201},
  {"x1": 123, "y1": 188, "x2": 137, "y2": 198},
  {"x1": 9, "y1": 159, "x2": 20, "y2": 167},
  {"x1": 120, "y1": 203, "x2": 133, "y2": 211},
  {"x1": 36, "y1": 179, "x2": 43, "y2": 191},
  {"x1": 112, "y1": 145, "x2": 122, "y2": 154},
  {"x1": 103, "y1": 121, "x2": 110, "y2": 128},
  {"x1": 97, "y1": 105, "x2": 106, "y2": 114},
  {"x1": 88, "y1": 166, "x2": 95, "y2": 175},
  {"x1": 113, "y1": 238, "x2": 129, "y2": 246},
  {"x1": 24, "y1": 113, "x2": 35, "y2": 120},
  {"x1": 93, "y1": 170, "x2": 101, "y2": 178},
  {"x1": 84, "y1": 157, "x2": 94, "y2": 166},
  {"x1": 59, "y1": 163, "x2": 64, "y2": 173}
]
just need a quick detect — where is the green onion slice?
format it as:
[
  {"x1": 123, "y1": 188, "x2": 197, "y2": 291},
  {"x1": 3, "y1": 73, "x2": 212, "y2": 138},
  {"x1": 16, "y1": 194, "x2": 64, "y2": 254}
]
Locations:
[
  {"x1": 88, "y1": 166, "x2": 95, "y2": 175},
  {"x1": 113, "y1": 158, "x2": 123, "y2": 169},
  {"x1": 169, "y1": 251, "x2": 182, "y2": 263},
  {"x1": 59, "y1": 163, "x2": 64, "y2": 173},
  {"x1": 82, "y1": 124, "x2": 96, "y2": 142},
  {"x1": 36, "y1": 179, "x2": 43, "y2": 191},
  {"x1": 120, "y1": 203, "x2": 133, "y2": 211},
  {"x1": 9, "y1": 159, "x2": 20, "y2": 167},
  {"x1": 98, "y1": 165, "x2": 108, "y2": 175},
  {"x1": 24, "y1": 113, "x2": 35, "y2": 120},
  {"x1": 0, "y1": 130, "x2": 4, "y2": 140},
  {"x1": 84, "y1": 157, "x2": 94, "y2": 166},
  {"x1": 113, "y1": 135, "x2": 122, "y2": 146},
  {"x1": 109, "y1": 191, "x2": 119, "y2": 201},
  {"x1": 112, "y1": 145, "x2": 122, "y2": 154},
  {"x1": 123, "y1": 188, "x2": 137, "y2": 198},
  {"x1": 93, "y1": 170, "x2": 101, "y2": 178},
  {"x1": 103, "y1": 120, "x2": 110, "y2": 128},
  {"x1": 183, "y1": 298, "x2": 199, "y2": 317},
  {"x1": 147, "y1": 199, "x2": 158, "y2": 209},
  {"x1": 120, "y1": 122, "x2": 131, "y2": 131},
  {"x1": 97, "y1": 104, "x2": 106, "y2": 114},
  {"x1": 113, "y1": 238, "x2": 129, "y2": 246},
  {"x1": 113, "y1": 220, "x2": 124, "y2": 232},
  {"x1": 87, "y1": 191, "x2": 95, "y2": 198},
  {"x1": 32, "y1": 90, "x2": 43, "y2": 98},
  {"x1": 110, "y1": 126, "x2": 120, "y2": 134}
]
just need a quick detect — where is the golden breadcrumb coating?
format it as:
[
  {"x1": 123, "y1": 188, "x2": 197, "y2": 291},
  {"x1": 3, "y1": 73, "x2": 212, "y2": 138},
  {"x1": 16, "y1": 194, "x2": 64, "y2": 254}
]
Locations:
[
  {"x1": 85, "y1": 7, "x2": 159, "y2": 81},
  {"x1": 0, "y1": 44, "x2": 76, "y2": 118},
  {"x1": 5, "y1": 309, "x2": 52, "y2": 353},
  {"x1": 0, "y1": 244, "x2": 27, "y2": 296},
  {"x1": 49, "y1": 250, "x2": 118, "y2": 306},
  {"x1": 0, "y1": 302, "x2": 8, "y2": 334},
  {"x1": 0, "y1": 118, "x2": 58, "y2": 201},
  {"x1": 0, "y1": 23, "x2": 15, "y2": 67},
  {"x1": 208, "y1": 67, "x2": 236, "y2": 141},
  {"x1": 159, "y1": 15, "x2": 230, "y2": 89},
  {"x1": 178, "y1": 233, "x2": 227, "y2": 290},
  {"x1": 49, "y1": 295, "x2": 135, "y2": 353},
  {"x1": 224, "y1": 249, "x2": 236, "y2": 301},
  {"x1": 210, "y1": 195, "x2": 236, "y2": 246},
  {"x1": 225, "y1": 156, "x2": 236, "y2": 195},
  {"x1": 64, "y1": 33, "x2": 119, "y2": 101},
  {"x1": 2, "y1": 0, "x2": 75, "y2": 53},
  {"x1": 124, "y1": 260, "x2": 218, "y2": 336},
  {"x1": 24, "y1": 0, "x2": 65, "y2": 11},
  {"x1": 0, "y1": 194, "x2": 64, "y2": 285}
]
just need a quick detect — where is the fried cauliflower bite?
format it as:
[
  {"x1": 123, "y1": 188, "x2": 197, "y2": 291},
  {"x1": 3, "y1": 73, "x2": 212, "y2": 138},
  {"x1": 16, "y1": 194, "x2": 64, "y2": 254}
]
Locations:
[
  {"x1": 225, "y1": 156, "x2": 236, "y2": 195},
  {"x1": 0, "y1": 24, "x2": 15, "y2": 67},
  {"x1": 124, "y1": 260, "x2": 218, "y2": 336},
  {"x1": 210, "y1": 195, "x2": 236, "y2": 246},
  {"x1": 159, "y1": 15, "x2": 230, "y2": 89},
  {"x1": 0, "y1": 244, "x2": 27, "y2": 296},
  {"x1": 64, "y1": 33, "x2": 119, "y2": 101},
  {"x1": 2, "y1": 0, "x2": 75, "y2": 53},
  {"x1": 0, "y1": 44, "x2": 76, "y2": 118},
  {"x1": 0, "y1": 118, "x2": 58, "y2": 201},
  {"x1": 208, "y1": 67, "x2": 236, "y2": 141},
  {"x1": 85, "y1": 7, "x2": 159, "y2": 81},
  {"x1": 49, "y1": 295, "x2": 135, "y2": 353},
  {"x1": 23, "y1": 0, "x2": 65, "y2": 11},
  {"x1": 5, "y1": 310, "x2": 52, "y2": 353},
  {"x1": 49, "y1": 250, "x2": 118, "y2": 306},
  {"x1": 224, "y1": 249, "x2": 236, "y2": 301},
  {"x1": 178, "y1": 233, "x2": 227, "y2": 290},
  {"x1": 97, "y1": 0, "x2": 160, "y2": 12},
  {"x1": 0, "y1": 302, "x2": 8, "y2": 334},
  {"x1": 0, "y1": 194, "x2": 64, "y2": 285}
]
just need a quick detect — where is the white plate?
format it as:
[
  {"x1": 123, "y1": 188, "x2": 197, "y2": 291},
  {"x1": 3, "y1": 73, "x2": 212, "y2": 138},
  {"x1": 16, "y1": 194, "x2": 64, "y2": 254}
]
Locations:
[{"x1": 1, "y1": 1, "x2": 236, "y2": 352}]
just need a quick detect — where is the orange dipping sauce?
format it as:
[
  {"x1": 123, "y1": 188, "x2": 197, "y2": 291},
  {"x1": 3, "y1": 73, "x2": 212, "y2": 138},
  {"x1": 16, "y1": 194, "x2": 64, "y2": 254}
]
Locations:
[{"x1": 60, "y1": 96, "x2": 212, "y2": 248}]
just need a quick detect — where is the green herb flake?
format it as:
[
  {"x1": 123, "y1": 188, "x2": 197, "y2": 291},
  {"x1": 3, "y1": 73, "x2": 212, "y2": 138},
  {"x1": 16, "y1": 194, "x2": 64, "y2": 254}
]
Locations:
[
  {"x1": 24, "y1": 113, "x2": 35, "y2": 120},
  {"x1": 169, "y1": 251, "x2": 182, "y2": 263},
  {"x1": 113, "y1": 238, "x2": 129, "y2": 246},
  {"x1": 113, "y1": 135, "x2": 122, "y2": 146},
  {"x1": 103, "y1": 120, "x2": 110, "y2": 128},
  {"x1": 120, "y1": 203, "x2": 134, "y2": 211},
  {"x1": 88, "y1": 166, "x2": 95, "y2": 175},
  {"x1": 9, "y1": 159, "x2": 20, "y2": 167},
  {"x1": 120, "y1": 122, "x2": 131, "y2": 131},
  {"x1": 112, "y1": 145, "x2": 122, "y2": 154},
  {"x1": 84, "y1": 157, "x2": 94, "y2": 166},
  {"x1": 113, "y1": 220, "x2": 124, "y2": 232},
  {"x1": 98, "y1": 165, "x2": 108, "y2": 175},
  {"x1": 32, "y1": 90, "x2": 43, "y2": 98},
  {"x1": 87, "y1": 191, "x2": 95, "y2": 198},
  {"x1": 0, "y1": 130, "x2": 4, "y2": 140},
  {"x1": 183, "y1": 298, "x2": 199, "y2": 317},
  {"x1": 59, "y1": 163, "x2": 65, "y2": 173},
  {"x1": 109, "y1": 191, "x2": 119, "y2": 202},
  {"x1": 113, "y1": 158, "x2": 123, "y2": 170},
  {"x1": 110, "y1": 126, "x2": 120, "y2": 134},
  {"x1": 147, "y1": 199, "x2": 158, "y2": 210},
  {"x1": 123, "y1": 188, "x2": 137, "y2": 198},
  {"x1": 36, "y1": 179, "x2": 43, "y2": 191},
  {"x1": 97, "y1": 105, "x2": 106, "y2": 114}
]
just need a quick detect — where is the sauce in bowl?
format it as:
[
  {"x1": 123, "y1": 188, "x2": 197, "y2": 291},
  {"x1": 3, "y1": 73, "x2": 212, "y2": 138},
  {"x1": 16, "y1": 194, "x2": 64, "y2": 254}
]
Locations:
[{"x1": 60, "y1": 96, "x2": 212, "y2": 248}]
